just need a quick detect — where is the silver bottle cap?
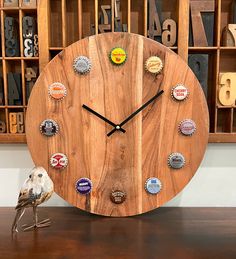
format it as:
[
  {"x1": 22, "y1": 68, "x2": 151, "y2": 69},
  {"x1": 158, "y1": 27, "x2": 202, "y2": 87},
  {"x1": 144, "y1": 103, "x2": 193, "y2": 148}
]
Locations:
[
  {"x1": 168, "y1": 153, "x2": 185, "y2": 169},
  {"x1": 73, "y1": 56, "x2": 92, "y2": 74}
]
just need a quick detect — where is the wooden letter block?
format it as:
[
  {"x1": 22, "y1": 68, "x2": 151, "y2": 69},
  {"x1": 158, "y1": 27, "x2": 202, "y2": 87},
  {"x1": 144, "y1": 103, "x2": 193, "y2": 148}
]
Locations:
[
  {"x1": 0, "y1": 121, "x2": 6, "y2": 133},
  {"x1": 162, "y1": 19, "x2": 177, "y2": 47},
  {"x1": 4, "y1": 0, "x2": 18, "y2": 7},
  {"x1": 222, "y1": 24, "x2": 236, "y2": 47},
  {"x1": 114, "y1": 0, "x2": 127, "y2": 32},
  {"x1": 23, "y1": 16, "x2": 36, "y2": 57},
  {"x1": 8, "y1": 73, "x2": 22, "y2": 105},
  {"x1": 98, "y1": 5, "x2": 111, "y2": 33},
  {"x1": 25, "y1": 67, "x2": 37, "y2": 101},
  {"x1": 148, "y1": 0, "x2": 162, "y2": 42},
  {"x1": 99, "y1": 24, "x2": 111, "y2": 33},
  {"x1": 33, "y1": 34, "x2": 39, "y2": 57},
  {"x1": 21, "y1": 0, "x2": 37, "y2": 8},
  {"x1": 22, "y1": 16, "x2": 36, "y2": 38},
  {"x1": 16, "y1": 112, "x2": 24, "y2": 133},
  {"x1": 25, "y1": 67, "x2": 37, "y2": 81},
  {"x1": 114, "y1": 0, "x2": 122, "y2": 32},
  {"x1": 219, "y1": 73, "x2": 236, "y2": 106},
  {"x1": 9, "y1": 112, "x2": 24, "y2": 133},
  {"x1": 4, "y1": 17, "x2": 20, "y2": 57},
  {"x1": 24, "y1": 38, "x2": 33, "y2": 57},
  {"x1": 189, "y1": 0, "x2": 215, "y2": 46},
  {"x1": 9, "y1": 113, "x2": 17, "y2": 133},
  {"x1": 188, "y1": 54, "x2": 209, "y2": 98},
  {"x1": 101, "y1": 5, "x2": 111, "y2": 25}
]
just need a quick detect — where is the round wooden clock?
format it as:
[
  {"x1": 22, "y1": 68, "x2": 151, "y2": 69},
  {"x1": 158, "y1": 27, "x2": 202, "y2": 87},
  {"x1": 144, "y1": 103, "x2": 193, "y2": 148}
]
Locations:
[{"x1": 26, "y1": 33, "x2": 209, "y2": 217}]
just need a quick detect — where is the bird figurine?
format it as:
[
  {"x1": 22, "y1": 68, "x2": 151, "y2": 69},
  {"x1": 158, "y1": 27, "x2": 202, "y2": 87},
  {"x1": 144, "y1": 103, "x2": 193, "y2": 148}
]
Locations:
[{"x1": 12, "y1": 166, "x2": 54, "y2": 232}]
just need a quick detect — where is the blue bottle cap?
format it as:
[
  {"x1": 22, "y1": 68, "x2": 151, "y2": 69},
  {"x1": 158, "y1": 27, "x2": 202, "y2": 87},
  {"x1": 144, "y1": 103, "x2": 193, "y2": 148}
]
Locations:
[
  {"x1": 145, "y1": 177, "x2": 162, "y2": 194},
  {"x1": 75, "y1": 178, "x2": 92, "y2": 195}
]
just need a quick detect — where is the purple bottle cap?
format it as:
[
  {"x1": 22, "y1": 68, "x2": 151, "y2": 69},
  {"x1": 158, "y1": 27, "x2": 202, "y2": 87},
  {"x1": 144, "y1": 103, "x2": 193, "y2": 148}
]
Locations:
[{"x1": 75, "y1": 178, "x2": 92, "y2": 195}]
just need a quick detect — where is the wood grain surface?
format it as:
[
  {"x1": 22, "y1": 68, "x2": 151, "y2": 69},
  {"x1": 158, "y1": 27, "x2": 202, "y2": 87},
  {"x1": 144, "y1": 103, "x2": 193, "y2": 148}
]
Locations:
[
  {"x1": 2, "y1": 208, "x2": 236, "y2": 259},
  {"x1": 26, "y1": 32, "x2": 209, "y2": 217}
]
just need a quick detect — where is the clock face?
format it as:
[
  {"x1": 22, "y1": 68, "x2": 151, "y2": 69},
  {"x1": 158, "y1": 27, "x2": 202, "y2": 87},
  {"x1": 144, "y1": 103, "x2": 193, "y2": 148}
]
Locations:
[{"x1": 26, "y1": 33, "x2": 209, "y2": 216}]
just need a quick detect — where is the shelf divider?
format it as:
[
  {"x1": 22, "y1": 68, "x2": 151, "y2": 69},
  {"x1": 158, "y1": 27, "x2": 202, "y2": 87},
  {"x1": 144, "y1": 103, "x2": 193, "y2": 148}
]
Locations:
[
  {"x1": 38, "y1": 0, "x2": 50, "y2": 72},
  {"x1": 78, "y1": 0, "x2": 82, "y2": 39},
  {"x1": 178, "y1": 0, "x2": 189, "y2": 62},
  {"x1": 61, "y1": 0, "x2": 67, "y2": 47}
]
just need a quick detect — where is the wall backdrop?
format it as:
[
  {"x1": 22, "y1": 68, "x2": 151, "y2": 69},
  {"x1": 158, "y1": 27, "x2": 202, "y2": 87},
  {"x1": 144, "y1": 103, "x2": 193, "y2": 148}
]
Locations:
[{"x1": 0, "y1": 143, "x2": 236, "y2": 207}]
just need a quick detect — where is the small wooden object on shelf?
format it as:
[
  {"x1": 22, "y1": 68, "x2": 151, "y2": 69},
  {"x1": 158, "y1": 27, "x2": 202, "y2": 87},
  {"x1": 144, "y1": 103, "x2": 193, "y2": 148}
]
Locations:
[
  {"x1": 189, "y1": 0, "x2": 215, "y2": 46},
  {"x1": 7, "y1": 73, "x2": 22, "y2": 106},
  {"x1": 148, "y1": 0, "x2": 162, "y2": 42},
  {"x1": 188, "y1": 54, "x2": 209, "y2": 98},
  {"x1": 98, "y1": 5, "x2": 111, "y2": 33},
  {"x1": 0, "y1": 121, "x2": 6, "y2": 133},
  {"x1": 4, "y1": 17, "x2": 20, "y2": 57},
  {"x1": 3, "y1": 0, "x2": 18, "y2": 7},
  {"x1": 101, "y1": 5, "x2": 110, "y2": 25},
  {"x1": 25, "y1": 67, "x2": 37, "y2": 101},
  {"x1": 9, "y1": 112, "x2": 24, "y2": 134},
  {"x1": 162, "y1": 19, "x2": 177, "y2": 47},
  {"x1": 9, "y1": 113, "x2": 17, "y2": 134},
  {"x1": 218, "y1": 73, "x2": 236, "y2": 106},
  {"x1": 22, "y1": 16, "x2": 37, "y2": 57},
  {"x1": 33, "y1": 34, "x2": 38, "y2": 57},
  {"x1": 222, "y1": 24, "x2": 236, "y2": 46},
  {"x1": 21, "y1": 0, "x2": 37, "y2": 8},
  {"x1": 16, "y1": 112, "x2": 24, "y2": 133}
]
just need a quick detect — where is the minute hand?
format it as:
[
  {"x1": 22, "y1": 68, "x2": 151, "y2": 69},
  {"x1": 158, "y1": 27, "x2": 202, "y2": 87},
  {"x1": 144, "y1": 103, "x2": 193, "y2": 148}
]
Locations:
[{"x1": 107, "y1": 90, "x2": 164, "y2": 137}]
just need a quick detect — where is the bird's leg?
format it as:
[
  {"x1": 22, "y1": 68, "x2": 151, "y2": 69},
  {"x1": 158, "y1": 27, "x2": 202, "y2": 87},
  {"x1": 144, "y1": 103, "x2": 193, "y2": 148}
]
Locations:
[
  {"x1": 11, "y1": 208, "x2": 25, "y2": 233},
  {"x1": 22, "y1": 206, "x2": 51, "y2": 231}
]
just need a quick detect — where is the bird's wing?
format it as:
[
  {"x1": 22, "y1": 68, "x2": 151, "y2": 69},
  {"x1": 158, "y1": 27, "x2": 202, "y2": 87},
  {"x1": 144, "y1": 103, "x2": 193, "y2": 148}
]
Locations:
[
  {"x1": 15, "y1": 188, "x2": 42, "y2": 210},
  {"x1": 34, "y1": 190, "x2": 54, "y2": 206}
]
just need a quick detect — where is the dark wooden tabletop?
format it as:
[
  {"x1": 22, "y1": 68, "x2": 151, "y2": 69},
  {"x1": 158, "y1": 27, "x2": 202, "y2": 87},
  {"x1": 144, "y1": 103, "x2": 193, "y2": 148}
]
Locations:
[{"x1": 1, "y1": 207, "x2": 236, "y2": 259}]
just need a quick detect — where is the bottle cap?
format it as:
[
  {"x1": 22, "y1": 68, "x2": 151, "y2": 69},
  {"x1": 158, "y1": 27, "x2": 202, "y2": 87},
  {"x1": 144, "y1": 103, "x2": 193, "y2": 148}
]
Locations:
[
  {"x1": 179, "y1": 119, "x2": 196, "y2": 136},
  {"x1": 168, "y1": 153, "x2": 185, "y2": 169},
  {"x1": 109, "y1": 47, "x2": 127, "y2": 65},
  {"x1": 50, "y1": 153, "x2": 68, "y2": 169},
  {"x1": 40, "y1": 119, "x2": 59, "y2": 137},
  {"x1": 145, "y1": 177, "x2": 162, "y2": 194},
  {"x1": 145, "y1": 56, "x2": 163, "y2": 74},
  {"x1": 48, "y1": 82, "x2": 67, "y2": 100},
  {"x1": 171, "y1": 84, "x2": 189, "y2": 101},
  {"x1": 110, "y1": 190, "x2": 126, "y2": 204},
  {"x1": 73, "y1": 56, "x2": 92, "y2": 74},
  {"x1": 75, "y1": 178, "x2": 93, "y2": 195}
]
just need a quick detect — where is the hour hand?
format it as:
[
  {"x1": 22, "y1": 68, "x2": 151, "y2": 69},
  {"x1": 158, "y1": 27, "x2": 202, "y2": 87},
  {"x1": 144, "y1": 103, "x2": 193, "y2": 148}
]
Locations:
[
  {"x1": 107, "y1": 90, "x2": 164, "y2": 137},
  {"x1": 82, "y1": 105, "x2": 126, "y2": 133}
]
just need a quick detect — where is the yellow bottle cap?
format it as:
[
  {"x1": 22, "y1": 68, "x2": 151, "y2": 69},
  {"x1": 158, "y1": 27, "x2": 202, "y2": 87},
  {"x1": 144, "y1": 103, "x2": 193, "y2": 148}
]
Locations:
[{"x1": 109, "y1": 47, "x2": 127, "y2": 65}]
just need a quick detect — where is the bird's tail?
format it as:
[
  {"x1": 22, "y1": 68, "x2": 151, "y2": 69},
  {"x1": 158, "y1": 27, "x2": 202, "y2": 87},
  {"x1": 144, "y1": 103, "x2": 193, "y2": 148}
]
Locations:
[{"x1": 11, "y1": 208, "x2": 25, "y2": 233}]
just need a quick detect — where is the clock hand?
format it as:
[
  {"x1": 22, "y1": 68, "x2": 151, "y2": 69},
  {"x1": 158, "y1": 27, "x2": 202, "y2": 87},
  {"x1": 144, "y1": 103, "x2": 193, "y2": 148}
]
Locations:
[
  {"x1": 107, "y1": 90, "x2": 164, "y2": 137},
  {"x1": 82, "y1": 104, "x2": 126, "y2": 133}
]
